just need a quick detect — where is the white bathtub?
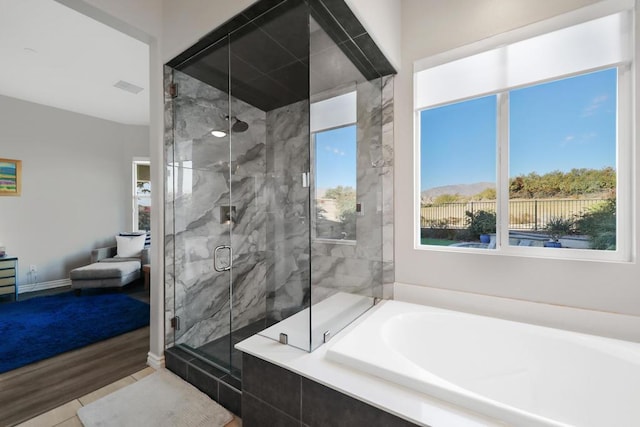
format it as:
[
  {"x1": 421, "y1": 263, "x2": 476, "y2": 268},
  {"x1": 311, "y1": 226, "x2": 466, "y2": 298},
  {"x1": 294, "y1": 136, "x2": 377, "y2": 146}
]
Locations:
[{"x1": 326, "y1": 300, "x2": 640, "y2": 427}]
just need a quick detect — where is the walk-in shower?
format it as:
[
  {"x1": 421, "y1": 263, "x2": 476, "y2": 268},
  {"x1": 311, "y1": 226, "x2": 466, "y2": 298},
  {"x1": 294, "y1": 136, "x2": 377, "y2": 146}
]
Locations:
[{"x1": 164, "y1": 0, "x2": 395, "y2": 382}]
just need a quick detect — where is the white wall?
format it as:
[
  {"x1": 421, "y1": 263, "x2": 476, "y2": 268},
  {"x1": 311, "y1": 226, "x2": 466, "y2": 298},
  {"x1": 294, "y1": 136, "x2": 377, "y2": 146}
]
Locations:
[
  {"x1": 58, "y1": 0, "x2": 162, "y2": 44},
  {"x1": 161, "y1": 0, "x2": 257, "y2": 61},
  {"x1": 395, "y1": 0, "x2": 640, "y2": 323},
  {"x1": 0, "y1": 95, "x2": 149, "y2": 288},
  {"x1": 345, "y1": 0, "x2": 401, "y2": 70}
]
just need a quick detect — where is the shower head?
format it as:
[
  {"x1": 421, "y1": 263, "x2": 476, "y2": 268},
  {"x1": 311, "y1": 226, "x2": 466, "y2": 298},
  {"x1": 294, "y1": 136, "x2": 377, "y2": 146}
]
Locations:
[
  {"x1": 224, "y1": 115, "x2": 249, "y2": 133},
  {"x1": 231, "y1": 118, "x2": 249, "y2": 133}
]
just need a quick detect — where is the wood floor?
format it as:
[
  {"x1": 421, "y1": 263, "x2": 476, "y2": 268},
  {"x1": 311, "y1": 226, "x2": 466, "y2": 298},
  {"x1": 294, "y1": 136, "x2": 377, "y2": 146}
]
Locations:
[{"x1": 0, "y1": 326, "x2": 150, "y2": 427}]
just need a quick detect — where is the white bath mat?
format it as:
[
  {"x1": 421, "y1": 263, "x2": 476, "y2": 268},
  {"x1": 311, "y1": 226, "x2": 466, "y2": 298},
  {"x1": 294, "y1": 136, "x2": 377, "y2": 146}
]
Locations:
[{"x1": 77, "y1": 369, "x2": 233, "y2": 427}]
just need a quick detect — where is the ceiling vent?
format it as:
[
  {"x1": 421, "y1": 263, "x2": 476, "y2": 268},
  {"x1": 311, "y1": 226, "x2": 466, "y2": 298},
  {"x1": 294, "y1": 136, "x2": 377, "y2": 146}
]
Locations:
[{"x1": 114, "y1": 80, "x2": 144, "y2": 94}]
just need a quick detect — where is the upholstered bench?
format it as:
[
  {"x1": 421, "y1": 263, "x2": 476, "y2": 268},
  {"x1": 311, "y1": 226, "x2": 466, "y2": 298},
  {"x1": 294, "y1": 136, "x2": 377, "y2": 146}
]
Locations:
[
  {"x1": 70, "y1": 234, "x2": 149, "y2": 294},
  {"x1": 70, "y1": 259, "x2": 141, "y2": 293}
]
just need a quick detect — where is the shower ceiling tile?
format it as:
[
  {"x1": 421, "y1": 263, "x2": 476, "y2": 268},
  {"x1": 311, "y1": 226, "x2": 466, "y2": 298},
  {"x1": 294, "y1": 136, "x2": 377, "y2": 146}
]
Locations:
[
  {"x1": 231, "y1": 24, "x2": 300, "y2": 76},
  {"x1": 266, "y1": 61, "x2": 309, "y2": 101},
  {"x1": 250, "y1": 0, "x2": 309, "y2": 60},
  {"x1": 307, "y1": 0, "x2": 352, "y2": 46},
  {"x1": 229, "y1": 54, "x2": 264, "y2": 89},
  {"x1": 182, "y1": 61, "x2": 229, "y2": 96},
  {"x1": 311, "y1": 0, "x2": 367, "y2": 40},
  {"x1": 231, "y1": 73, "x2": 303, "y2": 112},
  {"x1": 167, "y1": 0, "x2": 396, "y2": 112}
]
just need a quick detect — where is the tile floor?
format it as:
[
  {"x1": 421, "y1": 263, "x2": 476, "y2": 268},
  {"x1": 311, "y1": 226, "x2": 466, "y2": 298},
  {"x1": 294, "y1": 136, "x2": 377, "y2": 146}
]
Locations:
[{"x1": 15, "y1": 367, "x2": 241, "y2": 427}]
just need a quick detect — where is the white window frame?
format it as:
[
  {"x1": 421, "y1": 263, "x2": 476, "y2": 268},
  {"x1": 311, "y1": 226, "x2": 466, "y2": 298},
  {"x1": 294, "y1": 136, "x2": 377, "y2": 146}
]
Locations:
[
  {"x1": 133, "y1": 158, "x2": 151, "y2": 232},
  {"x1": 413, "y1": 0, "x2": 635, "y2": 262}
]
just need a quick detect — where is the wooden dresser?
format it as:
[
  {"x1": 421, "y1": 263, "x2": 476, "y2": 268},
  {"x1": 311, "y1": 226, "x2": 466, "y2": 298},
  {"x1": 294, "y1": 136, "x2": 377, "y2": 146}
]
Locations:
[{"x1": 0, "y1": 256, "x2": 18, "y2": 301}]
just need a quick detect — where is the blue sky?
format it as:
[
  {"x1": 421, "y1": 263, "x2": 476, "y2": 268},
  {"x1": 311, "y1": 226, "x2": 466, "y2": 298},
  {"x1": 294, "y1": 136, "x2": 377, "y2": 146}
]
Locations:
[
  {"x1": 315, "y1": 125, "x2": 357, "y2": 189},
  {"x1": 420, "y1": 67, "x2": 617, "y2": 191}
]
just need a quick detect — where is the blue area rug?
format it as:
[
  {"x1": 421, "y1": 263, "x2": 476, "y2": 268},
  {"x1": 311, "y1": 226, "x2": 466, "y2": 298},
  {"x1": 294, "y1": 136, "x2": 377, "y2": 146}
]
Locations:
[{"x1": 0, "y1": 292, "x2": 149, "y2": 374}]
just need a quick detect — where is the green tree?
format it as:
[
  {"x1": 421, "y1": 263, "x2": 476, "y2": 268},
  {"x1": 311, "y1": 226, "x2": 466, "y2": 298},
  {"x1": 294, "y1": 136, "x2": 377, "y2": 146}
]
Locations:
[
  {"x1": 433, "y1": 193, "x2": 462, "y2": 204},
  {"x1": 465, "y1": 210, "x2": 496, "y2": 239},
  {"x1": 472, "y1": 188, "x2": 496, "y2": 200},
  {"x1": 325, "y1": 186, "x2": 356, "y2": 215},
  {"x1": 509, "y1": 167, "x2": 616, "y2": 199},
  {"x1": 575, "y1": 198, "x2": 616, "y2": 250}
]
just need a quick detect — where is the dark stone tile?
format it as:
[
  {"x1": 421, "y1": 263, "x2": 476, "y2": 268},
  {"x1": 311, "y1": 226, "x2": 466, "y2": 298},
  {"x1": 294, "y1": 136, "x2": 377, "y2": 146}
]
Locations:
[
  {"x1": 220, "y1": 381, "x2": 243, "y2": 417},
  {"x1": 317, "y1": 0, "x2": 367, "y2": 39},
  {"x1": 267, "y1": 61, "x2": 310, "y2": 101},
  {"x1": 308, "y1": 0, "x2": 351, "y2": 45},
  {"x1": 191, "y1": 357, "x2": 228, "y2": 379},
  {"x1": 187, "y1": 365, "x2": 219, "y2": 401},
  {"x1": 197, "y1": 336, "x2": 233, "y2": 371},
  {"x1": 242, "y1": 393, "x2": 299, "y2": 427},
  {"x1": 231, "y1": 71, "x2": 303, "y2": 112},
  {"x1": 164, "y1": 346, "x2": 193, "y2": 380},
  {"x1": 220, "y1": 374, "x2": 242, "y2": 391},
  {"x1": 166, "y1": 346, "x2": 196, "y2": 362},
  {"x1": 337, "y1": 39, "x2": 379, "y2": 81},
  {"x1": 301, "y1": 378, "x2": 418, "y2": 427},
  {"x1": 231, "y1": 25, "x2": 299, "y2": 76},
  {"x1": 232, "y1": 317, "x2": 270, "y2": 342},
  {"x1": 242, "y1": 353, "x2": 301, "y2": 419},
  {"x1": 352, "y1": 34, "x2": 396, "y2": 77},
  {"x1": 240, "y1": 0, "x2": 289, "y2": 23},
  {"x1": 251, "y1": 0, "x2": 309, "y2": 60}
]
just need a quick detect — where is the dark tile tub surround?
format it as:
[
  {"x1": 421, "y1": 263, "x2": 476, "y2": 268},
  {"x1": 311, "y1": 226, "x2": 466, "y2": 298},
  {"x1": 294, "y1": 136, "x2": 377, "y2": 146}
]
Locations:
[
  {"x1": 241, "y1": 353, "x2": 418, "y2": 427},
  {"x1": 165, "y1": 346, "x2": 243, "y2": 416}
]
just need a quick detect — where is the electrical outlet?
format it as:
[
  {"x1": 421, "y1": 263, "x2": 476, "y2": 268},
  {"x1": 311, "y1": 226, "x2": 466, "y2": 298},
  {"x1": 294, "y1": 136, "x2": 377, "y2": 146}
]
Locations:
[{"x1": 29, "y1": 264, "x2": 37, "y2": 272}]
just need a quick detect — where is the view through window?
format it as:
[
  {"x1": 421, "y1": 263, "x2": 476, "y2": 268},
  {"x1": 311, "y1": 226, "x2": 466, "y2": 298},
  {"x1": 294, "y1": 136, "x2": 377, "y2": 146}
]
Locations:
[
  {"x1": 419, "y1": 68, "x2": 618, "y2": 252},
  {"x1": 134, "y1": 161, "x2": 151, "y2": 231},
  {"x1": 314, "y1": 125, "x2": 357, "y2": 241}
]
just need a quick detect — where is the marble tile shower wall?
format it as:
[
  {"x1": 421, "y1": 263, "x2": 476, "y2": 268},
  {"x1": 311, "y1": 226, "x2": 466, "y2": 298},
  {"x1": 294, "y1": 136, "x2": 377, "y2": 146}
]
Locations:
[
  {"x1": 164, "y1": 69, "x2": 268, "y2": 348},
  {"x1": 310, "y1": 75, "x2": 394, "y2": 302},
  {"x1": 264, "y1": 100, "x2": 311, "y2": 322}
]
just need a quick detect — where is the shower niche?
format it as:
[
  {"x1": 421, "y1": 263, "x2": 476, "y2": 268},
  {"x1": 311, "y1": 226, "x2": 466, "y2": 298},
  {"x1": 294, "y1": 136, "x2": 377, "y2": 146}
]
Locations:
[{"x1": 164, "y1": 0, "x2": 395, "y2": 383}]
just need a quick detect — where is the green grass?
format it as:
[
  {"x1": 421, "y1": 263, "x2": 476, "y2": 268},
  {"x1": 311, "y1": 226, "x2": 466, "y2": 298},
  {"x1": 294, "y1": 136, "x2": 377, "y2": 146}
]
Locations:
[{"x1": 421, "y1": 238, "x2": 457, "y2": 246}]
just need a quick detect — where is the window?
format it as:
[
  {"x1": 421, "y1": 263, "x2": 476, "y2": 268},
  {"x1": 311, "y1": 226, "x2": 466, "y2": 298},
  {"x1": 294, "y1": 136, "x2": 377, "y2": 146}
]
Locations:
[
  {"x1": 420, "y1": 95, "x2": 497, "y2": 249},
  {"x1": 313, "y1": 125, "x2": 357, "y2": 241},
  {"x1": 415, "y1": 6, "x2": 633, "y2": 260},
  {"x1": 311, "y1": 91, "x2": 358, "y2": 242},
  {"x1": 133, "y1": 161, "x2": 151, "y2": 231}
]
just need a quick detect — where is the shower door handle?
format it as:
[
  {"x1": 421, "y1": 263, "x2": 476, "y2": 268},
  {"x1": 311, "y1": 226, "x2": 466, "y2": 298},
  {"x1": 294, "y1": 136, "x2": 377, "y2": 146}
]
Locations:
[{"x1": 213, "y1": 245, "x2": 232, "y2": 272}]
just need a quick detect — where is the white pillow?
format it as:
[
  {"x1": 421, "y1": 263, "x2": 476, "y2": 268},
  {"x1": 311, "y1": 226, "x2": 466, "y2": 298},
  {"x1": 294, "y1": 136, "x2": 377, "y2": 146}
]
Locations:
[{"x1": 115, "y1": 234, "x2": 146, "y2": 258}]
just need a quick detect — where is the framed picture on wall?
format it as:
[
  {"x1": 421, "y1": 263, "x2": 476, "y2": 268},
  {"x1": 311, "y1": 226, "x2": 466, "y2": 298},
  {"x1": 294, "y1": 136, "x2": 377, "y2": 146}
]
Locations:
[{"x1": 0, "y1": 158, "x2": 22, "y2": 196}]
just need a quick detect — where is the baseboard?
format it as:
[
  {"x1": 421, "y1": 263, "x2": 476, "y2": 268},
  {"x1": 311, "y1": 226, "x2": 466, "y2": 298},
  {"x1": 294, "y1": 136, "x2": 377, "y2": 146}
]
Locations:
[
  {"x1": 19, "y1": 278, "x2": 71, "y2": 294},
  {"x1": 147, "y1": 352, "x2": 165, "y2": 369}
]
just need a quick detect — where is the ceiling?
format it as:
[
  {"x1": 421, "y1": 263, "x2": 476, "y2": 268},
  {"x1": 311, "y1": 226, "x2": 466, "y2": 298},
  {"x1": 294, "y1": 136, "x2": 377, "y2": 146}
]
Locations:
[{"x1": 0, "y1": 0, "x2": 149, "y2": 125}]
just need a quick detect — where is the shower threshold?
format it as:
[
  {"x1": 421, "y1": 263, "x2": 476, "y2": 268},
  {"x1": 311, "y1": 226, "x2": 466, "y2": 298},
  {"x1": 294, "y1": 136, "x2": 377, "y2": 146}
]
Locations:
[{"x1": 181, "y1": 318, "x2": 269, "y2": 378}]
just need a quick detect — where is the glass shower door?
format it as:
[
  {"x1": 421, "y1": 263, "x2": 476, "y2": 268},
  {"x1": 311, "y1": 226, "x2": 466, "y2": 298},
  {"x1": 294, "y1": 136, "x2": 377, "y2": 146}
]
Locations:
[
  {"x1": 169, "y1": 36, "x2": 235, "y2": 373},
  {"x1": 227, "y1": 0, "x2": 314, "y2": 352}
]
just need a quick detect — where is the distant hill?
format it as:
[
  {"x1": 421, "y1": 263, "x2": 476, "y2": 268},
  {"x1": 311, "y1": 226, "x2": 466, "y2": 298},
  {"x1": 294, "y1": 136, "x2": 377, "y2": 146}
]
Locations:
[{"x1": 421, "y1": 182, "x2": 494, "y2": 204}]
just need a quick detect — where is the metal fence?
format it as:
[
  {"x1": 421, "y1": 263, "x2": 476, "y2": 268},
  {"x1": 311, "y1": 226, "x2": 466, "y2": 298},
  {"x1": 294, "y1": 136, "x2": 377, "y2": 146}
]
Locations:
[{"x1": 420, "y1": 199, "x2": 606, "y2": 230}]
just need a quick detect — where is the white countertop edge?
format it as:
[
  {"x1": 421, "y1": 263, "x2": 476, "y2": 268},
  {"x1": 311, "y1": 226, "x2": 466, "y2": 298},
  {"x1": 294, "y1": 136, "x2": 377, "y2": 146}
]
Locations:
[{"x1": 236, "y1": 302, "x2": 505, "y2": 427}]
